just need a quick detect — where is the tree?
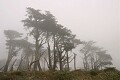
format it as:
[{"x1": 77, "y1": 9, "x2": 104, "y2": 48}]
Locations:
[
  {"x1": 73, "y1": 53, "x2": 77, "y2": 70},
  {"x1": 0, "y1": 59, "x2": 6, "y2": 71},
  {"x1": 42, "y1": 11, "x2": 57, "y2": 70},
  {"x1": 96, "y1": 50, "x2": 112, "y2": 69},
  {"x1": 22, "y1": 7, "x2": 57, "y2": 71},
  {"x1": 22, "y1": 7, "x2": 46, "y2": 71},
  {"x1": 15, "y1": 39, "x2": 34, "y2": 71},
  {"x1": 4, "y1": 30, "x2": 22, "y2": 72},
  {"x1": 80, "y1": 41, "x2": 96, "y2": 70},
  {"x1": 80, "y1": 41, "x2": 113, "y2": 70},
  {"x1": 22, "y1": 7, "x2": 81, "y2": 71},
  {"x1": 88, "y1": 48, "x2": 112, "y2": 70},
  {"x1": 53, "y1": 25, "x2": 81, "y2": 70}
]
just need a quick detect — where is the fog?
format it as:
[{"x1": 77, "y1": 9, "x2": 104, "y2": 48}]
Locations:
[{"x1": 0, "y1": 0, "x2": 120, "y2": 69}]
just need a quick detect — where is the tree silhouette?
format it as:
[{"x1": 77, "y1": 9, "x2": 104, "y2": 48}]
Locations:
[
  {"x1": 4, "y1": 30, "x2": 22, "y2": 72},
  {"x1": 80, "y1": 41, "x2": 112, "y2": 70},
  {"x1": 22, "y1": 7, "x2": 57, "y2": 71}
]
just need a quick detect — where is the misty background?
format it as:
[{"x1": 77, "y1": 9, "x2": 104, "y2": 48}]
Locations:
[{"x1": 0, "y1": 0, "x2": 120, "y2": 69}]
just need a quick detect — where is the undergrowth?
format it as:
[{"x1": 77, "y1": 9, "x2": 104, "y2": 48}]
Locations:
[{"x1": 0, "y1": 68, "x2": 120, "y2": 80}]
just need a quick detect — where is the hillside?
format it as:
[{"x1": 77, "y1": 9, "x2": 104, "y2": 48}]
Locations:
[{"x1": 0, "y1": 68, "x2": 120, "y2": 80}]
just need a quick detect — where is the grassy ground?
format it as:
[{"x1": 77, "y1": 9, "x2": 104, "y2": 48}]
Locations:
[{"x1": 0, "y1": 68, "x2": 120, "y2": 80}]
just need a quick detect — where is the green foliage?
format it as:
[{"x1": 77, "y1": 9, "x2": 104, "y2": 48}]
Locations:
[
  {"x1": 0, "y1": 72, "x2": 11, "y2": 80},
  {"x1": 4, "y1": 30, "x2": 22, "y2": 40},
  {"x1": 54, "y1": 71, "x2": 74, "y2": 80},
  {"x1": 104, "y1": 67, "x2": 116, "y2": 72},
  {"x1": 10, "y1": 71, "x2": 26, "y2": 76},
  {"x1": 0, "y1": 69, "x2": 120, "y2": 80},
  {"x1": 89, "y1": 70, "x2": 98, "y2": 76}
]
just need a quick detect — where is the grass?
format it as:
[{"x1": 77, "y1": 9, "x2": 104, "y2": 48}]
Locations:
[{"x1": 0, "y1": 68, "x2": 120, "y2": 80}]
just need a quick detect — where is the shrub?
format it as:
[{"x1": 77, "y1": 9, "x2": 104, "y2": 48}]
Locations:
[
  {"x1": 89, "y1": 70, "x2": 98, "y2": 76},
  {"x1": 54, "y1": 71, "x2": 74, "y2": 80},
  {"x1": 104, "y1": 67, "x2": 116, "y2": 72}
]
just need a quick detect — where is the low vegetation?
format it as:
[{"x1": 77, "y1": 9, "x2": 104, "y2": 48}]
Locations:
[{"x1": 0, "y1": 68, "x2": 120, "y2": 80}]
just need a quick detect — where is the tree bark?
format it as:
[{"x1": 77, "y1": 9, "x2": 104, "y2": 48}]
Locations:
[
  {"x1": 47, "y1": 41, "x2": 52, "y2": 70},
  {"x1": 56, "y1": 45, "x2": 63, "y2": 71},
  {"x1": 10, "y1": 59, "x2": 17, "y2": 71},
  {"x1": 53, "y1": 35, "x2": 57, "y2": 70},
  {"x1": 34, "y1": 37, "x2": 39, "y2": 71},
  {"x1": 4, "y1": 51, "x2": 12, "y2": 72},
  {"x1": 74, "y1": 53, "x2": 76, "y2": 70},
  {"x1": 66, "y1": 51, "x2": 69, "y2": 70}
]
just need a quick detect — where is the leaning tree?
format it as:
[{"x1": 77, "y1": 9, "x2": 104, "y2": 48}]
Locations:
[
  {"x1": 80, "y1": 40, "x2": 113, "y2": 70},
  {"x1": 22, "y1": 7, "x2": 81, "y2": 71},
  {"x1": 4, "y1": 30, "x2": 22, "y2": 72},
  {"x1": 22, "y1": 7, "x2": 57, "y2": 71}
]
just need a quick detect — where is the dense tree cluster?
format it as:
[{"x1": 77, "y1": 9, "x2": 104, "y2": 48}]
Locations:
[
  {"x1": 80, "y1": 41, "x2": 112, "y2": 70},
  {"x1": 1, "y1": 8, "x2": 113, "y2": 72}
]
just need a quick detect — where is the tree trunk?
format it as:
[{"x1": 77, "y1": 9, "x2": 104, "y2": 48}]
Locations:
[
  {"x1": 17, "y1": 56, "x2": 23, "y2": 71},
  {"x1": 34, "y1": 37, "x2": 39, "y2": 71},
  {"x1": 53, "y1": 35, "x2": 57, "y2": 70},
  {"x1": 43, "y1": 58, "x2": 46, "y2": 71},
  {"x1": 26, "y1": 56, "x2": 30, "y2": 71},
  {"x1": 84, "y1": 54, "x2": 88, "y2": 71},
  {"x1": 37, "y1": 61, "x2": 42, "y2": 71},
  {"x1": 59, "y1": 53, "x2": 63, "y2": 71},
  {"x1": 66, "y1": 52, "x2": 69, "y2": 70},
  {"x1": 74, "y1": 53, "x2": 76, "y2": 70},
  {"x1": 4, "y1": 58, "x2": 11, "y2": 72},
  {"x1": 47, "y1": 41, "x2": 52, "y2": 70},
  {"x1": 4, "y1": 53, "x2": 12, "y2": 72},
  {"x1": 4, "y1": 45, "x2": 13, "y2": 72},
  {"x1": 90, "y1": 57, "x2": 94, "y2": 70},
  {"x1": 10, "y1": 59, "x2": 17, "y2": 71}
]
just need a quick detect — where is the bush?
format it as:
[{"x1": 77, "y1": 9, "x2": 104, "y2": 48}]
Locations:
[
  {"x1": 89, "y1": 70, "x2": 98, "y2": 76},
  {"x1": 54, "y1": 71, "x2": 74, "y2": 80},
  {"x1": 104, "y1": 67, "x2": 116, "y2": 72},
  {"x1": 10, "y1": 71, "x2": 25, "y2": 76}
]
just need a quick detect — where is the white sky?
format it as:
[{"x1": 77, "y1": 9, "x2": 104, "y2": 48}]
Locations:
[{"x1": 0, "y1": 0, "x2": 120, "y2": 69}]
